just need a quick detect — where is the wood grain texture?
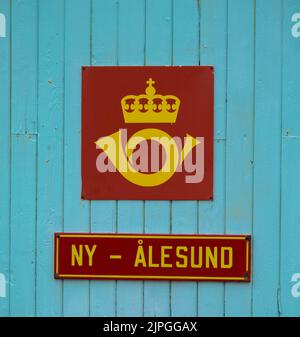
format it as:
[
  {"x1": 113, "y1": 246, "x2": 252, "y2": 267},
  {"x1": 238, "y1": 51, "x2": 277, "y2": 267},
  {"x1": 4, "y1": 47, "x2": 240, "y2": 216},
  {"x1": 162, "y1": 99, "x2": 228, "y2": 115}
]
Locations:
[
  {"x1": 225, "y1": 0, "x2": 254, "y2": 317},
  {"x1": 36, "y1": 0, "x2": 64, "y2": 316},
  {"x1": 63, "y1": 0, "x2": 91, "y2": 317},
  {"x1": 10, "y1": 0, "x2": 38, "y2": 316},
  {"x1": 252, "y1": 0, "x2": 281, "y2": 317}
]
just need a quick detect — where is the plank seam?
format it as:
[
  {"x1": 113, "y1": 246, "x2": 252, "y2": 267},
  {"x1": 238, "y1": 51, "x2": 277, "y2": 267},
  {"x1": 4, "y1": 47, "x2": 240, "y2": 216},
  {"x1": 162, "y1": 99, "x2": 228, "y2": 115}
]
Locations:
[
  {"x1": 34, "y1": 0, "x2": 39, "y2": 317},
  {"x1": 8, "y1": 0, "x2": 12, "y2": 317}
]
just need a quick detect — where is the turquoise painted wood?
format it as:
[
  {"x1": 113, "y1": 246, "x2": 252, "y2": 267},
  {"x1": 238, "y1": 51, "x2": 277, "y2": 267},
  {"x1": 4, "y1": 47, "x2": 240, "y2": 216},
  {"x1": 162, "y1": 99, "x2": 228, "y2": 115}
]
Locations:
[
  {"x1": 0, "y1": 0, "x2": 10, "y2": 318},
  {"x1": 225, "y1": 0, "x2": 254, "y2": 317},
  {"x1": 63, "y1": 0, "x2": 91, "y2": 317},
  {"x1": 36, "y1": 0, "x2": 64, "y2": 317},
  {"x1": 10, "y1": 0, "x2": 38, "y2": 316},
  {"x1": 252, "y1": 0, "x2": 281, "y2": 316},
  {"x1": 1, "y1": 0, "x2": 300, "y2": 317}
]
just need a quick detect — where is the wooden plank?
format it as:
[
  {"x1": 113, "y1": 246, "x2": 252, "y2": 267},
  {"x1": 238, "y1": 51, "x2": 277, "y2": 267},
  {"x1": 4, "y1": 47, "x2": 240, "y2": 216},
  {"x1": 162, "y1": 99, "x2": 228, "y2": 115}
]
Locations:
[
  {"x1": 0, "y1": 0, "x2": 10, "y2": 316},
  {"x1": 63, "y1": 0, "x2": 90, "y2": 317},
  {"x1": 144, "y1": 201, "x2": 171, "y2": 316},
  {"x1": 36, "y1": 0, "x2": 64, "y2": 316},
  {"x1": 171, "y1": 0, "x2": 199, "y2": 317},
  {"x1": 116, "y1": 0, "x2": 145, "y2": 317},
  {"x1": 280, "y1": 0, "x2": 300, "y2": 317},
  {"x1": 225, "y1": 0, "x2": 254, "y2": 317},
  {"x1": 91, "y1": 0, "x2": 118, "y2": 66},
  {"x1": 173, "y1": 0, "x2": 199, "y2": 66},
  {"x1": 143, "y1": 0, "x2": 172, "y2": 317},
  {"x1": 116, "y1": 202, "x2": 144, "y2": 316},
  {"x1": 252, "y1": 0, "x2": 282, "y2": 317},
  {"x1": 90, "y1": 0, "x2": 118, "y2": 317},
  {"x1": 145, "y1": 0, "x2": 172, "y2": 66},
  {"x1": 10, "y1": 134, "x2": 37, "y2": 316},
  {"x1": 11, "y1": 0, "x2": 38, "y2": 134},
  {"x1": 197, "y1": 0, "x2": 227, "y2": 317},
  {"x1": 10, "y1": 0, "x2": 38, "y2": 317},
  {"x1": 171, "y1": 202, "x2": 198, "y2": 316}
]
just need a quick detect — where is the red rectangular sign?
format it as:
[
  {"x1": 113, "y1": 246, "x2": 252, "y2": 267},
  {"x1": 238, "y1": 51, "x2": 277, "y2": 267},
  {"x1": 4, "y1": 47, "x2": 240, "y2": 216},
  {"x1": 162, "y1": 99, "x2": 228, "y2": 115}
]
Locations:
[
  {"x1": 82, "y1": 66, "x2": 214, "y2": 200},
  {"x1": 54, "y1": 233, "x2": 251, "y2": 282}
]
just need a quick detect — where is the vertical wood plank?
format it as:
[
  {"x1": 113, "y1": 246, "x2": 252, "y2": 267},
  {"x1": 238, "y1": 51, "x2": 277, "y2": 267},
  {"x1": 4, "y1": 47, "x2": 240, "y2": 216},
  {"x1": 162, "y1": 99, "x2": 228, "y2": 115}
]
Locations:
[
  {"x1": 171, "y1": 0, "x2": 199, "y2": 317},
  {"x1": 225, "y1": 0, "x2": 254, "y2": 317},
  {"x1": 198, "y1": 0, "x2": 227, "y2": 317},
  {"x1": 90, "y1": 0, "x2": 118, "y2": 317},
  {"x1": 116, "y1": 202, "x2": 144, "y2": 316},
  {"x1": 280, "y1": 0, "x2": 300, "y2": 317},
  {"x1": 145, "y1": 0, "x2": 172, "y2": 66},
  {"x1": 143, "y1": 0, "x2": 172, "y2": 317},
  {"x1": 36, "y1": 0, "x2": 64, "y2": 316},
  {"x1": 91, "y1": 0, "x2": 118, "y2": 66},
  {"x1": 171, "y1": 202, "x2": 198, "y2": 316},
  {"x1": 0, "y1": 0, "x2": 10, "y2": 316},
  {"x1": 173, "y1": 0, "x2": 199, "y2": 66},
  {"x1": 116, "y1": 0, "x2": 145, "y2": 316},
  {"x1": 10, "y1": 134, "x2": 37, "y2": 316},
  {"x1": 252, "y1": 0, "x2": 282, "y2": 317},
  {"x1": 10, "y1": 0, "x2": 38, "y2": 317},
  {"x1": 63, "y1": 0, "x2": 90, "y2": 317},
  {"x1": 144, "y1": 202, "x2": 171, "y2": 316},
  {"x1": 11, "y1": 0, "x2": 38, "y2": 134}
]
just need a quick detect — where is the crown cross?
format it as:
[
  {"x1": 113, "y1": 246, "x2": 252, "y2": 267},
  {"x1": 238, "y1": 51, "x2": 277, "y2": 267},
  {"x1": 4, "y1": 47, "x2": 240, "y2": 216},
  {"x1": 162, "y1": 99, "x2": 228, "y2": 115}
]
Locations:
[
  {"x1": 121, "y1": 78, "x2": 180, "y2": 124},
  {"x1": 147, "y1": 78, "x2": 155, "y2": 86}
]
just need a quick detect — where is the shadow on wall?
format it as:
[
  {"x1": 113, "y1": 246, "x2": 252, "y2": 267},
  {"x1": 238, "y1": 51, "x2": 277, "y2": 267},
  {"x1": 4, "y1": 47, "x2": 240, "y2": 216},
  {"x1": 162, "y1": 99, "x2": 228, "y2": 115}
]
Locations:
[{"x1": 0, "y1": 273, "x2": 6, "y2": 298}]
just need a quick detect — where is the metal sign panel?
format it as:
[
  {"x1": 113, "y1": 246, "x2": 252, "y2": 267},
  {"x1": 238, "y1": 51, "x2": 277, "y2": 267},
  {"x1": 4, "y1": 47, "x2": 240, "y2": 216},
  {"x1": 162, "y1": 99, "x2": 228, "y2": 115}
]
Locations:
[
  {"x1": 81, "y1": 66, "x2": 214, "y2": 200},
  {"x1": 54, "y1": 233, "x2": 251, "y2": 282}
]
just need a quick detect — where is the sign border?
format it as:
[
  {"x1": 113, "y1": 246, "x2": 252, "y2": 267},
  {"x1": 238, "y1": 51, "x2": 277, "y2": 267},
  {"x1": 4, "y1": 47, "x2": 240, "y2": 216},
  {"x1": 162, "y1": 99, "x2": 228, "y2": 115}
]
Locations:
[{"x1": 54, "y1": 233, "x2": 251, "y2": 282}]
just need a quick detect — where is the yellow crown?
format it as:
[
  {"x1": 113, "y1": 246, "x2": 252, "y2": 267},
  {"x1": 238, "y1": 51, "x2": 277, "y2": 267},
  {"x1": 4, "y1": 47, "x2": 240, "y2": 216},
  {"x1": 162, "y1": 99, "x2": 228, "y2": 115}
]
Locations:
[{"x1": 121, "y1": 78, "x2": 180, "y2": 123}]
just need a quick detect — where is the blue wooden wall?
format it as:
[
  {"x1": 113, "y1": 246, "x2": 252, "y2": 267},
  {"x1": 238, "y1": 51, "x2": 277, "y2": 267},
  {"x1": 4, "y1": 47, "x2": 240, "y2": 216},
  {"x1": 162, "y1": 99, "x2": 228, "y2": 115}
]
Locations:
[{"x1": 0, "y1": 0, "x2": 300, "y2": 317}]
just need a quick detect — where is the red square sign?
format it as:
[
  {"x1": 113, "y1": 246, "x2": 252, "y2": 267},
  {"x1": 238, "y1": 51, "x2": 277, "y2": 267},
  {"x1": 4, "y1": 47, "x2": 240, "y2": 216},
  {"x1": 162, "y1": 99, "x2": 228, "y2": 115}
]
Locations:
[{"x1": 82, "y1": 66, "x2": 213, "y2": 200}]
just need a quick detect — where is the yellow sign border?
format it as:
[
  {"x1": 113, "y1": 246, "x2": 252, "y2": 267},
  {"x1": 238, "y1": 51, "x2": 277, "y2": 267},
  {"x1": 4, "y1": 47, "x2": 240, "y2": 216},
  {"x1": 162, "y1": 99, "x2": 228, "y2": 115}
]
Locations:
[{"x1": 55, "y1": 234, "x2": 251, "y2": 282}]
